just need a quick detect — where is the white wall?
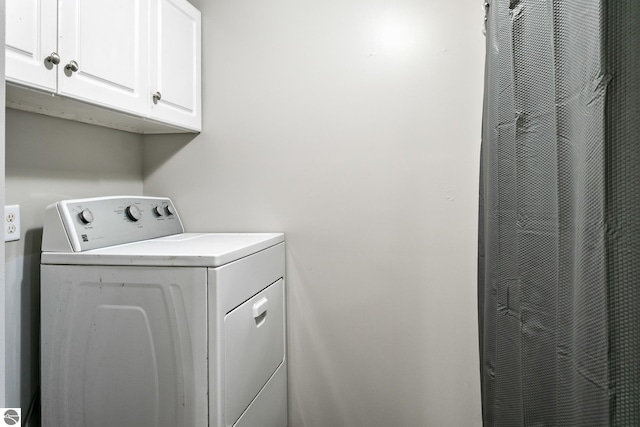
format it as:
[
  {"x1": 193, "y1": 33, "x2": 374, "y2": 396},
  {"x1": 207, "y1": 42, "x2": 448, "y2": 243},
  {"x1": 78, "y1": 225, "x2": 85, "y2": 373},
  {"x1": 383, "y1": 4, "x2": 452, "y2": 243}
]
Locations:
[
  {"x1": 144, "y1": 0, "x2": 485, "y2": 426},
  {"x1": 0, "y1": 0, "x2": 7, "y2": 407},
  {"x1": 4, "y1": 109, "x2": 144, "y2": 419}
]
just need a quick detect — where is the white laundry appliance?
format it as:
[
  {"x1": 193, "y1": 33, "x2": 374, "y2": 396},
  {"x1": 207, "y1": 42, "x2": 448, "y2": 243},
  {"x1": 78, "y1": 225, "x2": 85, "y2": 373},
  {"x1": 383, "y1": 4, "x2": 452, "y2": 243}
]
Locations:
[{"x1": 40, "y1": 196, "x2": 287, "y2": 427}]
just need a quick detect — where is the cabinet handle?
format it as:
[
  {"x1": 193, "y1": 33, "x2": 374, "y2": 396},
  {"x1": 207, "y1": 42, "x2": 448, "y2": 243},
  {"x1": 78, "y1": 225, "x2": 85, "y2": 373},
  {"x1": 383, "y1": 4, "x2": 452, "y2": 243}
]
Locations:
[
  {"x1": 65, "y1": 60, "x2": 79, "y2": 73},
  {"x1": 45, "y1": 52, "x2": 61, "y2": 65},
  {"x1": 152, "y1": 91, "x2": 162, "y2": 103}
]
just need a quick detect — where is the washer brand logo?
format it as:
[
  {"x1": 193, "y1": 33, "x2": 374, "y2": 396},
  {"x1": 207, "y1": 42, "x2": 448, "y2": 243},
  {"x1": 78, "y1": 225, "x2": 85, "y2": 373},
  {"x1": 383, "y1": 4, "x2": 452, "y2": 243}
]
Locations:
[
  {"x1": 1, "y1": 408, "x2": 20, "y2": 426},
  {"x1": 82, "y1": 234, "x2": 89, "y2": 242}
]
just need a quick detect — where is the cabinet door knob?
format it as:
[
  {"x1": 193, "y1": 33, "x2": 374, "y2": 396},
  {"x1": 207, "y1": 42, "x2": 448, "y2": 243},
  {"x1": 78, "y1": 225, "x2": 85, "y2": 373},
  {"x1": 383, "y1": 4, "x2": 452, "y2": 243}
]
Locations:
[
  {"x1": 152, "y1": 91, "x2": 162, "y2": 103},
  {"x1": 65, "y1": 60, "x2": 79, "y2": 73},
  {"x1": 45, "y1": 52, "x2": 61, "y2": 65}
]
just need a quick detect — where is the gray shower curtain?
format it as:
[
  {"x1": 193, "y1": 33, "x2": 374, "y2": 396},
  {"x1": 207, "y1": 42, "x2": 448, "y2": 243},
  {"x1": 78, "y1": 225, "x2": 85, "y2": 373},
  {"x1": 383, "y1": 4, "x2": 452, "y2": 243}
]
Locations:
[{"x1": 478, "y1": 0, "x2": 640, "y2": 425}]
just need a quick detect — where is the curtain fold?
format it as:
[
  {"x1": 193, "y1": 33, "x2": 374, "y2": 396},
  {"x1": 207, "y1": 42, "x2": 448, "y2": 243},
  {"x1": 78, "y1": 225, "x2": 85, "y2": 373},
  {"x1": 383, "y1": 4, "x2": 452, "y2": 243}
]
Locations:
[{"x1": 479, "y1": 0, "x2": 640, "y2": 425}]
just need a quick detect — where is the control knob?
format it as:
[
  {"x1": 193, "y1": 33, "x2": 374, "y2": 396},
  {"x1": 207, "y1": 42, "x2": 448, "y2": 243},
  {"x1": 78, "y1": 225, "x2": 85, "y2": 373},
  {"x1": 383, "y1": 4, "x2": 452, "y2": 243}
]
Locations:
[
  {"x1": 79, "y1": 208, "x2": 94, "y2": 224},
  {"x1": 152, "y1": 205, "x2": 164, "y2": 217},
  {"x1": 165, "y1": 204, "x2": 175, "y2": 216},
  {"x1": 125, "y1": 205, "x2": 142, "y2": 221}
]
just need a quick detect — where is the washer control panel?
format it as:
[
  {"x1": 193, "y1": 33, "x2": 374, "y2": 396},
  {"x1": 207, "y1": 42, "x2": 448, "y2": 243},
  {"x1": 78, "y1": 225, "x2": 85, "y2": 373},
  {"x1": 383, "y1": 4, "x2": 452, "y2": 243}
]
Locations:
[{"x1": 42, "y1": 196, "x2": 185, "y2": 252}]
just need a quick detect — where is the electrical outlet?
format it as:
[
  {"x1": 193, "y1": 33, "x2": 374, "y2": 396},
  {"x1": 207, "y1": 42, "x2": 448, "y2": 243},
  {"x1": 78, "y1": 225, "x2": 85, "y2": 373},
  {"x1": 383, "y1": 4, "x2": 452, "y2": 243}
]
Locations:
[{"x1": 5, "y1": 205, "x2": 21, "y2": 242}]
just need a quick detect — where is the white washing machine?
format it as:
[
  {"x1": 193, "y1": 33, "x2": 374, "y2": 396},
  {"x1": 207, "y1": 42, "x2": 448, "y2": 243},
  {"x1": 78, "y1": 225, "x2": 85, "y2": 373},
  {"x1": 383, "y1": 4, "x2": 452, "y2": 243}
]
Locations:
[{"x1": 40, "y1": 196, "x2": 287, "y2": 427}]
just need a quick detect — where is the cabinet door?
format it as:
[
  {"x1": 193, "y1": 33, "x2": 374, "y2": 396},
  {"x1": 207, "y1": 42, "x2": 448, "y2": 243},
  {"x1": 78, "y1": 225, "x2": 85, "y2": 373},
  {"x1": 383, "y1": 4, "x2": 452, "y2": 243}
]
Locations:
[
  {"x1": 150, "y1": 0, "x2": 201, "y2": 132},
  {"x1": 57, "y1": 0, "x2": 149, "y2": 116},
  {"x1": 5, "y1": 0, "x2": 58, "y2": 91}
]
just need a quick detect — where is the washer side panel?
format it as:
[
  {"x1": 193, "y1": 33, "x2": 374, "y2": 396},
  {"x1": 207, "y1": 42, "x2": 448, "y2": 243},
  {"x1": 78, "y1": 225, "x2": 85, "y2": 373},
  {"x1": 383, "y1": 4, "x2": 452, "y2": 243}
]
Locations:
[{"x1": 208, "y1": 242, "x2": 286, "y2": 427}]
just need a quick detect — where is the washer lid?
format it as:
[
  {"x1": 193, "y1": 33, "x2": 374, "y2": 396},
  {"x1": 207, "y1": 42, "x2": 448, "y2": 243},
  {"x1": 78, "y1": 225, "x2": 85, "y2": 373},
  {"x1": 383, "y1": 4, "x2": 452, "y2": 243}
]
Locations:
[{"x1": 41, "y1": 233, "x2": 285, "y2": 267}]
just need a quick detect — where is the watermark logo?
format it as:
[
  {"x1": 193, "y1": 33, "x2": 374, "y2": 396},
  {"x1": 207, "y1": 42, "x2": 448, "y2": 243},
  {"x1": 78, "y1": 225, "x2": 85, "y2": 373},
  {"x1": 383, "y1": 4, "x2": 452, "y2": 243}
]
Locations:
[{"x1": 1, "y1": 409, "x2": 20, "y2": 426}]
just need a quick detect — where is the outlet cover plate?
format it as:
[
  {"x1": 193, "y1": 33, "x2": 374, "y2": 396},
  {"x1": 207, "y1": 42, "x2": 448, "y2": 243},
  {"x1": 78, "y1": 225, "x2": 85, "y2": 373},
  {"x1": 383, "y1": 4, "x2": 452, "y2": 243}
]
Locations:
[{"x1": 5, "y1": 205, "x2": 21, "y2": 242}]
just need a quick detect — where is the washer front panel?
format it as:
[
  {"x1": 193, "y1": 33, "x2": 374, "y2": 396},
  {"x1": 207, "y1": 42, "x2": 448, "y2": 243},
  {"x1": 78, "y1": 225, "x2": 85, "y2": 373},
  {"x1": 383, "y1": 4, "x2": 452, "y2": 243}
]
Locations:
[{"x1": 41, "y1": 264, "x2": 208, "y2": 426}]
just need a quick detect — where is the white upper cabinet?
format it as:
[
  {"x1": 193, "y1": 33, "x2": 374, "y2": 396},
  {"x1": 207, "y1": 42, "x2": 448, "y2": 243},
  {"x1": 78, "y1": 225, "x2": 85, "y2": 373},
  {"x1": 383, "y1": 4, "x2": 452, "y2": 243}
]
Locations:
[
  {"x1": 150, "y1": 0, "x2": 201, "y2": 131},
  {"x1": 5, "y1": 0, "x2": 57, "y2": 91},
  {"x1": 4, "y1": 0, "x2": 201, "y2": 134},
  {"x1": 57, "y1": 0, "x2": 150, "y2": 116}
]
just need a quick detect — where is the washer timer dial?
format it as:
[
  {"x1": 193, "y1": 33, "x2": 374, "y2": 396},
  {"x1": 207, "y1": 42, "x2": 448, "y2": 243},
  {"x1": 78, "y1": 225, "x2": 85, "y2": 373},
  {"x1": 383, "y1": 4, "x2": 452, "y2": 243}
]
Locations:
[
  {"x1": 125, "y1": 205, "x2": 142, "y2": 221},
  {"x1": 79, "y1": 208, "x2": 94, "y2": 224}
]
